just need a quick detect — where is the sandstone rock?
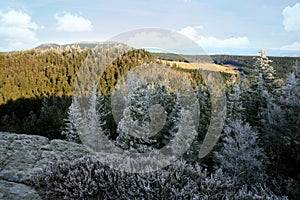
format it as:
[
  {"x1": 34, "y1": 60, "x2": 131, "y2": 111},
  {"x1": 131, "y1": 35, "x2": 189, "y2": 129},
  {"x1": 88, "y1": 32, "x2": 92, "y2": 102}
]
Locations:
[
  {"x1": 0, "y1": 132, "x2": 92, "y2": 199},
  {"x1": 0, "y1": 180, "x2": 41, "y2": 200}
]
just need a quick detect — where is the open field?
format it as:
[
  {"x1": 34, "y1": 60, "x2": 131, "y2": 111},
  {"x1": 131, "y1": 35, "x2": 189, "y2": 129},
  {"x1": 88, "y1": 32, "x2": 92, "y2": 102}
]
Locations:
[{"x1": 158, "y1": 60, "x2": 238, "y2": 74}]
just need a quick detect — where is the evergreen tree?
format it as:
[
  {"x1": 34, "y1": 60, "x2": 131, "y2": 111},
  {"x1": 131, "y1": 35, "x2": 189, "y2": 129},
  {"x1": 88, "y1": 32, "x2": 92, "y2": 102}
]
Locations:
[
  {"x1": 244, "y1": 50, "x2": 275, "y2": 126},
  {"x1": 254, "y1": 49, "x2": 276, "y2": 90},
  {"x1": 170, "y1": 106, "x2": 198, "y2": 158},
  {"x1": 115, "y1": 76, "x2": 158, "y2": 152},
  {"x1": 260, "y1": 67, "x2": 300, "y2": 178},
  {"x1": 226, "y1": 84, "x2": 244, "y2": 124},
  {"x1": 214, "y1": 120, "x2": 267, "y2": 185},
  {"x1": 61, "y1": 97, "x2": 82, "y2": 143},
  {"x1": 81, "y1": 85, "x2": 106, "y2": 151},
  {"x1": 215, "y1": 80, "x2": 268, "y2": 186},
  {"x1": 115, "y1": 73, "x2": 181, "y2": 152},
  {"x1": 196, "y1": 84, "x2": 210, "y2": 139},
  {"x1": 62, "y1": 85, "x2": 111, "y2": 151}
]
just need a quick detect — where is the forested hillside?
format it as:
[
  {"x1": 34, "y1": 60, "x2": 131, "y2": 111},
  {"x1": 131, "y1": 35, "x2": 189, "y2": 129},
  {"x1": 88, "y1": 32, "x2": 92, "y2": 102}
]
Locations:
[
  {"x1": 0, "y1": 45, "x2": 234, "y2": 139},
  {"x1": 1, "y1": 45, "x2": 299, "y2": 199},
  {"x1": 0, "y1": 45, "x2": 155, "y2": 138}
]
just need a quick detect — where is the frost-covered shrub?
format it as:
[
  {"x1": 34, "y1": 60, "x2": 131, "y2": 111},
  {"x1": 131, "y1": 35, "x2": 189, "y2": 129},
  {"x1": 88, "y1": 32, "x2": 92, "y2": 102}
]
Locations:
[
  {"x1": 34, "y1": 157, "x2": 198, "y2": 199},
  {"x1": 34, "y1": 157, "x2": 103, "y2": 199},
  {"x1": 34, "y1": 156, "x2": 286, "y2": 199},
  {"x1": 234, "y1": 184, "x2": 288, "y2": 200}
]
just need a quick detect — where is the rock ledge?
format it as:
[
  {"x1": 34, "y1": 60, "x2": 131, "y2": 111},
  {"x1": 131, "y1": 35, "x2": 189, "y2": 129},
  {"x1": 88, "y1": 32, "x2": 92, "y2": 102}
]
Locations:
[{"x1": 0, "y1": 132, "x2": 90, "y2": 199}]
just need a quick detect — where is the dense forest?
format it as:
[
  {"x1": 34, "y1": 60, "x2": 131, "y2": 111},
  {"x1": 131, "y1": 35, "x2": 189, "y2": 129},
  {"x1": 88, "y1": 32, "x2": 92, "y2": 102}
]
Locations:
[
  {"x1": 1, "y1": 45, "x2": 300, "y2": 199},
  {"x1": 0, "y1": 44, "x2": 232, "y2": 138}
]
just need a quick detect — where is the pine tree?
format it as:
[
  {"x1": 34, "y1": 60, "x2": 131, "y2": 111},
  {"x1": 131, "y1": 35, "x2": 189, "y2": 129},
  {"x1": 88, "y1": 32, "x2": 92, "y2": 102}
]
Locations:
[
  {"x1": 115, "y1": 73, "x2": 182, "y2": 152},
  {"x1": 115, "y1": 76, "x2": 158, "y2": 152},
  {"x1": 62, "y1": 97, "x2": 82, "y2": 143},
  {"x1": 170, "y1": 106, "x2": 198, "y2": 158},
  {"x1": 196, "y1": 84, "x2": 210, "y2": 139},
  {"x1": 62, "y1": 85, "x2": 111, "y2": 152},
  {"x1": 245, "y1": 50, "x2": 274, "y2": 126},
  {"x1": 214, "y1": 120, "x2": 267, "y2": 185},
  {"x1": 80, "y1": 85, "x2": 106, "y2": 151},
  {"x1": 254, "y1": 49, "x2": 276, "y2": 90},
  {"x1": 260, "y1": 66, "x2": 300, "y2": 178},
  {"x1": 215, "y1": 80, "x2": 268, "y2": 185},
  {"x1": 226, "y1": 84, "x2": 244, "y2": 124}
]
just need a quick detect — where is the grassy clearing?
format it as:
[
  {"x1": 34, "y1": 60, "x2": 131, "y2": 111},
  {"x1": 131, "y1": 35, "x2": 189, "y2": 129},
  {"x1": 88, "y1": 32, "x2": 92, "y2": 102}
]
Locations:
[{"x1": 158, "y1": 60, "x2": 238, "y2": 74}]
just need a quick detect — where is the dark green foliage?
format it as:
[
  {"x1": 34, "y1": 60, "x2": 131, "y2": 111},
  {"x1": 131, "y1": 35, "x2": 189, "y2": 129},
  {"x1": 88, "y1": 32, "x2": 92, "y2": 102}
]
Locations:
[
  {"x1": 211, "y1": 54, "x2": 299, "y2": 77},
  {"x1": 0, "y1": 97, "x2": 70, "y2": 139}
]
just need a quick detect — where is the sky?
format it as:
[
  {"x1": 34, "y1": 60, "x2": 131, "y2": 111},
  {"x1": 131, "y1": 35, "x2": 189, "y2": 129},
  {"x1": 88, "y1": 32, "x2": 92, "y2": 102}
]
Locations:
[{"x1": 0, "y1": 0, "x2": 300, "y2": 56}]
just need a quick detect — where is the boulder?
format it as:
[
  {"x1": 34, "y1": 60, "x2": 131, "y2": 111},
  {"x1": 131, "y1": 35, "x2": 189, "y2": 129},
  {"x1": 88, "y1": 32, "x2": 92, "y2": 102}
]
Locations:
[
  {"x1": 0, "y1": 180, "x2": 41, "y2": 200},
  {"x1": 0, "y1": 132, "x2": 91, "y2": 199}
]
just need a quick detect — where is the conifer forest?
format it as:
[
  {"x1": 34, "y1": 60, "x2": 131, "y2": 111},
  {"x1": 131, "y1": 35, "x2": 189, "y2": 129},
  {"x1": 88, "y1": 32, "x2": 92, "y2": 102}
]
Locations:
[{"x1": 0, "y1": 44, "x2": 299, "y2": 199}]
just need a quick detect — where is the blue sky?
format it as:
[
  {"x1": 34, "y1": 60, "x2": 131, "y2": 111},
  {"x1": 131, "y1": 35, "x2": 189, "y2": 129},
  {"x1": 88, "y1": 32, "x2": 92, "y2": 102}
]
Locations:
[{"x1": 0, "y1": 0, "x2": 300, "y2": 55}]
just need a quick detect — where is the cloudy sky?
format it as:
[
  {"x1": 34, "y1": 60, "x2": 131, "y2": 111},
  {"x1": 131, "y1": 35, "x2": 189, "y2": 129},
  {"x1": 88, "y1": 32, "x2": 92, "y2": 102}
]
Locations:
[{"x1": 0, "y1": 0, "x2": 299, "y2": 55}]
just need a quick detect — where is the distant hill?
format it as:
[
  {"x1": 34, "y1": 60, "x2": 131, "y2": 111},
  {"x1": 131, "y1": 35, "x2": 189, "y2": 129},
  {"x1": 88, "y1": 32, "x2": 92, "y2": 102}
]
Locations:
[
  {"x1": 35, "y1": 43, "x2": 61, "y2": 50},
  {"x1": 2, "y1": 42, "x2": 297, "y2": 106},
  {"x1": 153, "y1": 52, "x2": 300, "y2": 76},
  {"x1": 34, "y1": 41, "x2": 127, "y2": 52},
  {"x1": 34, "y1": 43, "x2": 299, "y2": 76}
]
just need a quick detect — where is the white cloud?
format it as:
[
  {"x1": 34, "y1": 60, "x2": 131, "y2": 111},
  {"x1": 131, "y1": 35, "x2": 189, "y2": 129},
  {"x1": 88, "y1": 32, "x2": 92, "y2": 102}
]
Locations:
[
  {"x1": 280, "y1": 41, "x2": 300, "y2": 51},
  {"x1": 0, "y1": 10, "x2": 40, "y2": 49},
  {"x1": 1, "y1": 10, "x2": 38, "y2": 29},
  {"x1": 55, "y1": 13, "x2": 92, "y2": 32},
  {"x1": 179, "y1": 26, "x2": 250, "y2": 49},
  {"x1": 0, "y1": 27, "x2": 37, "y2": 46},
  {"x1": 282, "y1": 3, "x2": 300, "y2": 32},
  {"x1": 197, "y1": 36, "x2": 250, "y2": 49},
  {"x1": 110, "y1": 29, "x2": 205, "y2": 54},
  {"x1": 179, "y1": 26, "x2": 203, "y2": 40}
]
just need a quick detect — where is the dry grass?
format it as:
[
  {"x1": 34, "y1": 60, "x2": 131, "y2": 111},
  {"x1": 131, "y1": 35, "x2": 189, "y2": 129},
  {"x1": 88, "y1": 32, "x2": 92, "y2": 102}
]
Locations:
[{"x1": 158, "y1": 60, "x2": 238, "y2": 74}]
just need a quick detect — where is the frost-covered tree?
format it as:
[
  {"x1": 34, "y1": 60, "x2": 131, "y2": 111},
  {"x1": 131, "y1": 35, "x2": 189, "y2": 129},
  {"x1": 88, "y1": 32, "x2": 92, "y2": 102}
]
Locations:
[
  {"x1": 215, "y1": 120, "x2": 267, "y2": 185},
  {"x1": 254, "y1": 49, "x2": 276, "y2": 89},
  {"x1": 184, "y1": 84, "x2": 211, "y2": 161},
  {"x1": 115, "y1": 77, "x2": 157, "y2": 151},
  {"x1": 214, "y1": 75, "x2": 269, "y2": 185},
  {"x1": 79, "y1": 85, "x2": 108, "y2": 151},
  {"x1": 171, "y1": 106, "x2": 198, "y2": 157},
  {"x1": 243, "y1": 50, "x2": 276, "y2": 126},
  {"x1": 196, "y1": 84, "x2": 210, "y2": 139},
  {"x1": 245, "y1": 71, "x2": 272, "y2": 126},
  {"x1": 260, "y1": 66, "x2": 300, "y2": 179},
  {"x1": 115, "y1": 74, "x2": 180, "y2": 152},
  {"x1": 226, "y1": 84, "x2": 244, "y2": 124},
  {"x1": 62, "y1": 85, "x2": 110, "y2": 151},
  {"x1": 61, "y1": 97, "x2": 82, "y2": 143}
]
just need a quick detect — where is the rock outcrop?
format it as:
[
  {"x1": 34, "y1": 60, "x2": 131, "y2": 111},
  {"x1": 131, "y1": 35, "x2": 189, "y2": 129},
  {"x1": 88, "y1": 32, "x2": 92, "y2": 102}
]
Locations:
[{"x1": 0, "y1": 132, "x2": 91, "y2": 199}]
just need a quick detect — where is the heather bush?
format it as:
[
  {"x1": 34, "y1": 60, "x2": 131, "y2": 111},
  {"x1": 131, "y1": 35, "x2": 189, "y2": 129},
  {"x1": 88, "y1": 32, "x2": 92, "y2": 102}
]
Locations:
[{"x1": 33, "y1": 156, "x2": 286, "y2": 199}]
